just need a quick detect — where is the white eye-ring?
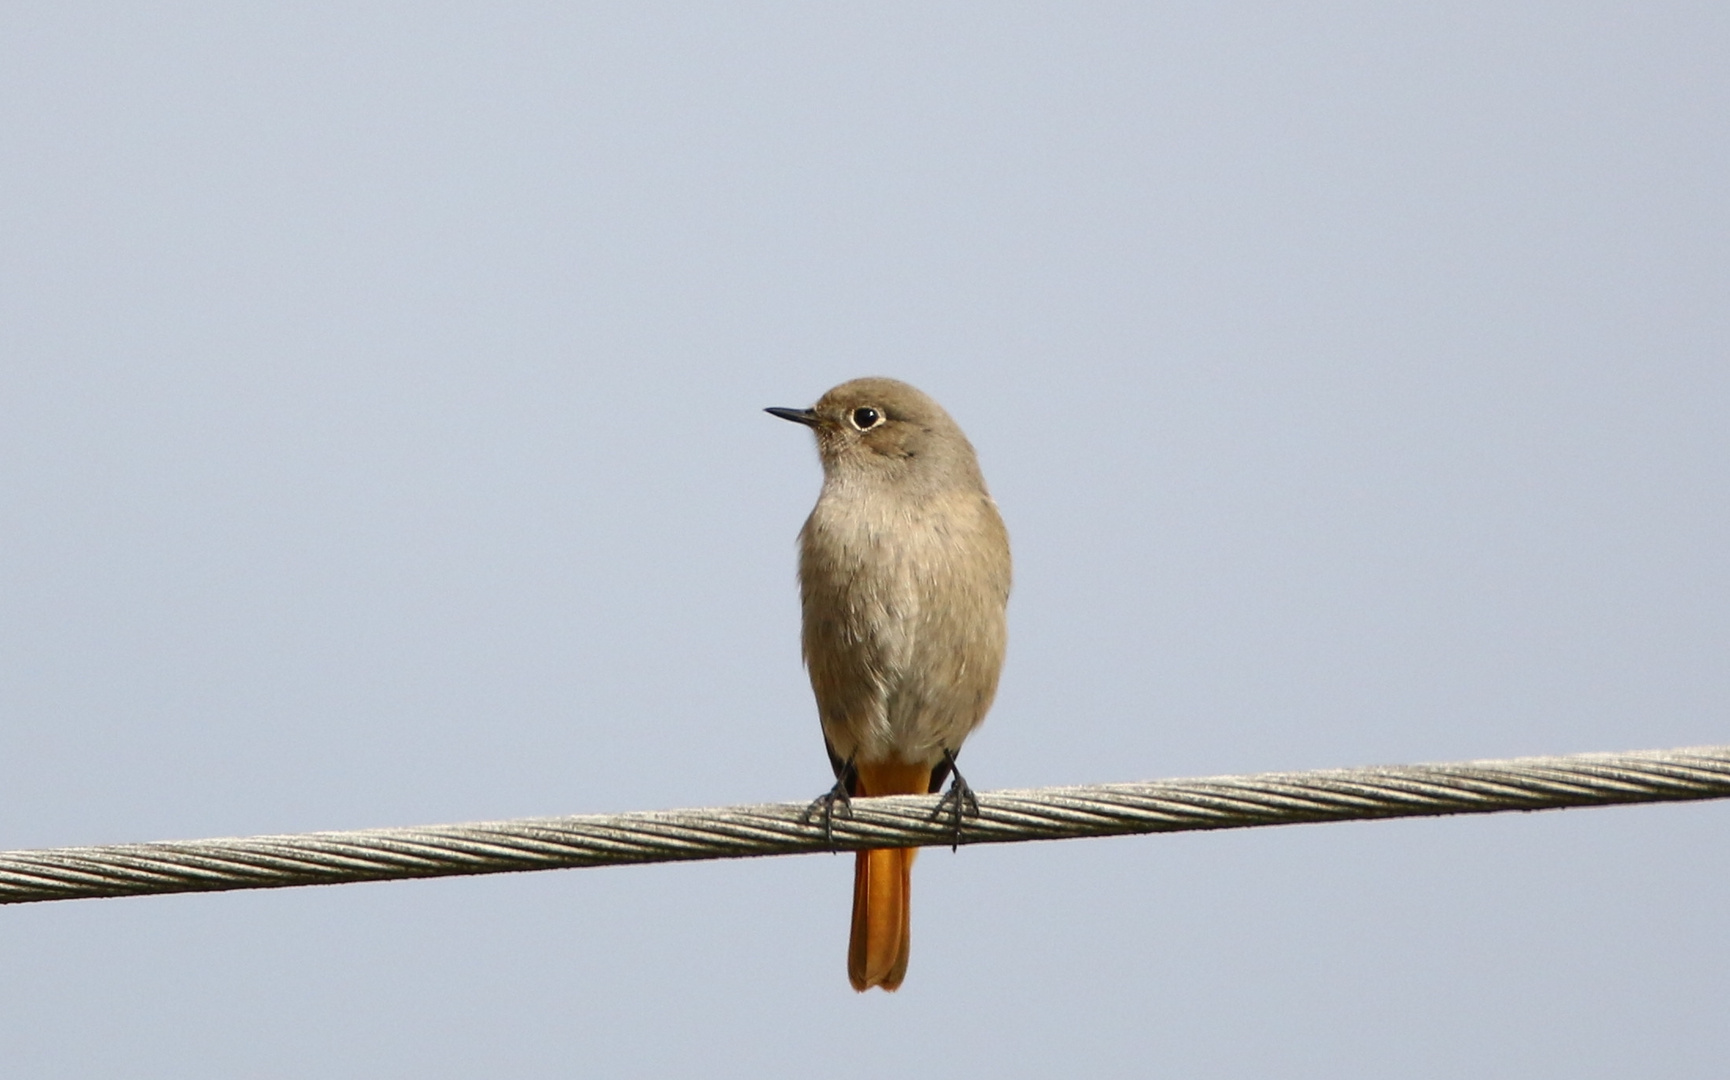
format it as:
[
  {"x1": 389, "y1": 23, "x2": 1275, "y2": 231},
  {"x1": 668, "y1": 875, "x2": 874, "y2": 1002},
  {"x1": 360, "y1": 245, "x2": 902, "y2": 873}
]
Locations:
[{"x1": 849, "y1": 406, "x2": 884, "y2": 431}]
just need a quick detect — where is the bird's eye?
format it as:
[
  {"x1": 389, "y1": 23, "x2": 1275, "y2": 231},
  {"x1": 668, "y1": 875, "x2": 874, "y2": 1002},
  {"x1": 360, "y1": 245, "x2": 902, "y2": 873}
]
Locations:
[{"x1": 850, "y1": 406, "x2": 883, "y2": 431}]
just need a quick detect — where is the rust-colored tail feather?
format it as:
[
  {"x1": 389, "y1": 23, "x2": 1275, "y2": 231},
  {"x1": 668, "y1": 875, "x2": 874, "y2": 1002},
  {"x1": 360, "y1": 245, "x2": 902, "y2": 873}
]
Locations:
[
  {"x1": 847, "y1": 760, "x2": 932, "y2": 992},
  {"x1": 849, "y1": 846, "x2": 915, "y2": 991}
]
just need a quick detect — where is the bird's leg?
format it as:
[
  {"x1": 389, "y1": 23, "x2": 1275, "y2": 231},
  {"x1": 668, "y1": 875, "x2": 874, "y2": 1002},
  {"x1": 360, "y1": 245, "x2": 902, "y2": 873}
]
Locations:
[
  {"x1": 802, "y1": 756, "x2": 858, "y2": 850},
  {"x1": 930, "y1": 748, "x2": 980, "y2": 851}
]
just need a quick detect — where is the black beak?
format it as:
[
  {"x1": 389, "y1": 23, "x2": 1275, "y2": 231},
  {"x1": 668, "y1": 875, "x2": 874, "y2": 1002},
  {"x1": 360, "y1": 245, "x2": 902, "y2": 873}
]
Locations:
[{"x1": 765, "y1": 406, "x2": 819, "y2": 427}]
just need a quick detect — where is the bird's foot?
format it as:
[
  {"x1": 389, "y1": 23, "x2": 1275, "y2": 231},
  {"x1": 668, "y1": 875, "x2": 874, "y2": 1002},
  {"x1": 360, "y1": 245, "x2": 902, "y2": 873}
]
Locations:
[
  {"x1": 931, "y1": 749, "x2": 980, "y2": 851},
  {"x1": 802, "y1": 773, "x2": 855, "y2": 850}
]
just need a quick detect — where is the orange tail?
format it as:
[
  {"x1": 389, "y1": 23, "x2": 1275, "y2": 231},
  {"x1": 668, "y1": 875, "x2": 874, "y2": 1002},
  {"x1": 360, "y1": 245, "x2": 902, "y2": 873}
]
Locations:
[
  {"x1": 849, "y1": 846, "x2": 916, "y2": 991},
  {"x1": 847, "y1": 759, "x2": 933, "y2": 992}
]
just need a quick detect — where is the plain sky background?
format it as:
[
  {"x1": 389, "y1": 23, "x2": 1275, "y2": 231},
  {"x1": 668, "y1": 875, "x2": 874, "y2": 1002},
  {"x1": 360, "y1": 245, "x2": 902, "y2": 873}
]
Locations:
[{"x1": 2, "y1": 4, "x2": 1727, "y2": 1077}]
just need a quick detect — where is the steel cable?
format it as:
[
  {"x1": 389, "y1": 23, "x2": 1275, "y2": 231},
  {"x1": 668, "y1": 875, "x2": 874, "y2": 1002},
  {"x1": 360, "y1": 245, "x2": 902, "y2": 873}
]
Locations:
[{"x1": 3, "y1": 744, "x2": 1726, "y2": 905}]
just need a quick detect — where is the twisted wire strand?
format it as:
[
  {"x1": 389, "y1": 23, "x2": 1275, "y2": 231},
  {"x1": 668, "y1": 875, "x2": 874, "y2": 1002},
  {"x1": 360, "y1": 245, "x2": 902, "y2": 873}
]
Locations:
[{"x1": 3, "y1": 744, "x2": 1727, "y2": 906}]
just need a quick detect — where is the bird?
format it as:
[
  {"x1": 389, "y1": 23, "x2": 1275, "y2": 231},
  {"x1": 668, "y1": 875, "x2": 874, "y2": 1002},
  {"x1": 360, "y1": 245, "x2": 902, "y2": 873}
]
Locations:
[{"x1": 767, "y1": 377, "x2": 1011, "y2": 992}]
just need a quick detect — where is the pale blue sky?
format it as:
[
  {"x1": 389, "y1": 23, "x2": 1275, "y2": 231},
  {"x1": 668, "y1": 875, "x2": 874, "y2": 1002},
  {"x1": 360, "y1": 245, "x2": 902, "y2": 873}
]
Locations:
[{"x1": 2, "y1": 5, "x2": 1727, "y2": 1077}]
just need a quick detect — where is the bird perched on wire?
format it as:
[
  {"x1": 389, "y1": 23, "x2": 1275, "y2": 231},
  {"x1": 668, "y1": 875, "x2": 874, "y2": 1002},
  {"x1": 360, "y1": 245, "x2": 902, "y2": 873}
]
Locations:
[{"x1": 767, "y1": 377, "x2": 1011, "y2": 992}]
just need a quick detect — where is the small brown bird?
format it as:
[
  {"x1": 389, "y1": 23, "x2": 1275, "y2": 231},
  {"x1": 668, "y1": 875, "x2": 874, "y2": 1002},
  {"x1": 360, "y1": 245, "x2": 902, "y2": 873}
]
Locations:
[{"x1": 767, "y1": 377, "x2": 1011, "y2": 992}]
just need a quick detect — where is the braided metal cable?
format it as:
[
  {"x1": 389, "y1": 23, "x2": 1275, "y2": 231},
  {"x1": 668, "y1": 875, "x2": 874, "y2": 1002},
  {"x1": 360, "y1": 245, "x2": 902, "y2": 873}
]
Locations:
[{"x1": 3, "y1": 744, "x2": 1727, "y2": 906}]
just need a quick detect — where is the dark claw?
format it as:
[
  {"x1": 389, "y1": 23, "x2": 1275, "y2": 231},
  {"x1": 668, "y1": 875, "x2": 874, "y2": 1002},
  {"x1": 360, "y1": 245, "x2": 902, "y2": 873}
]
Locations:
[
  {"x1": 930, "y1": 748, "x2": 980, "y2": 851},
  {"x1": 802, "y1": 758, "x2": 858, "y2": 850}
]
